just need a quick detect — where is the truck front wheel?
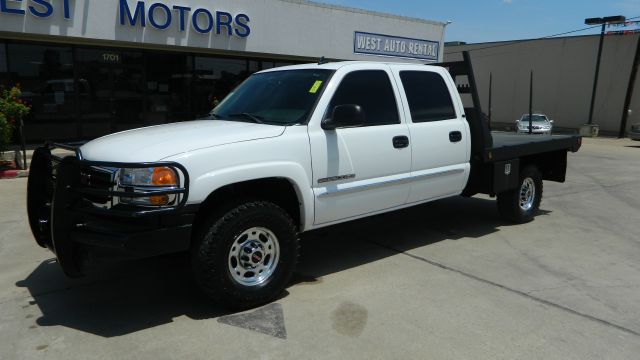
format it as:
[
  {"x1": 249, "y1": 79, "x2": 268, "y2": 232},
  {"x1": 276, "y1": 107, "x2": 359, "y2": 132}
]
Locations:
[
  {"x1": 497, "y1": 165, "x2": 543, "y2": 223},
  {"x1": 191, "y1": 201, "x2": 299, "y2": 310}
]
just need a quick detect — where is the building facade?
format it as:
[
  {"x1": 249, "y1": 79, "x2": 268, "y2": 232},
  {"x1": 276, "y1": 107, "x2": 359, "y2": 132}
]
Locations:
[
  {"x1": 445, "y1": 34, "x2": 640, "y2": 136},
  {"x1": 0, "y1": 0, "x2": 446, "y2": 142}
]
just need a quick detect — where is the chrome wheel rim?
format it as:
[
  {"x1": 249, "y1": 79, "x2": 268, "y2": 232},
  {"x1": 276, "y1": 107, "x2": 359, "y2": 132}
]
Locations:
[
  {"x1": 228, "y1": 227, "x2": 280, "y2": 287},
  {"x1": 519, "y1": 178, "x2": 536, "y2": 211}
]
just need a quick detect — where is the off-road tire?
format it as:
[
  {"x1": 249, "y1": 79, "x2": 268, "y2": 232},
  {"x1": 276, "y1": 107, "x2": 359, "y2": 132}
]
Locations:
[{"x1": 191, "y1": 201, "x2": 299, "y2": 310}]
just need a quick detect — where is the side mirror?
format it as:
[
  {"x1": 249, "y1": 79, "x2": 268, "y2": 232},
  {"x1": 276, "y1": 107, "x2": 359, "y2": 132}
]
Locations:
[
  {"x1": 515, "y1": 120, "x2": 520, "y2": 123},
  {"x1": 549, "y1": 120, "x2": 555, "y2": 124},
  {"x1": 322, "y1": 104, "x2": 365, "y2": 130}
]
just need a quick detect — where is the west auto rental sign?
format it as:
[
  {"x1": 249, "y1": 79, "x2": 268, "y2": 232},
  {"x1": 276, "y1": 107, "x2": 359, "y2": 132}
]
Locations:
[{"x1": 354, "y1": 31, "x2": 439, "y2": 61}]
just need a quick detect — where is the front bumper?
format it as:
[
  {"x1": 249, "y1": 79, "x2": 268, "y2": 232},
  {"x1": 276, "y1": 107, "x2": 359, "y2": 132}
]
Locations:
[
  {"x1": 517, "y1": 128, "x2": 551, "y2": 134},
  {"x1": 27, "y1": 144, "x2": 194, "y2": 277}
]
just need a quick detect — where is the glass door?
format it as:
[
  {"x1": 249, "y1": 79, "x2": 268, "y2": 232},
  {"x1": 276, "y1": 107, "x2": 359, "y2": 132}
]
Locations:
[{"x1": 76, "y1": 49, "x2": 144, "y2": 139}]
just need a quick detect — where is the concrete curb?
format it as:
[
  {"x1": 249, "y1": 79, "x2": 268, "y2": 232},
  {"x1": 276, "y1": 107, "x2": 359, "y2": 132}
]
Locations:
[{"x1": 0, "y1": 169, "x2": 28, "y2": 179}]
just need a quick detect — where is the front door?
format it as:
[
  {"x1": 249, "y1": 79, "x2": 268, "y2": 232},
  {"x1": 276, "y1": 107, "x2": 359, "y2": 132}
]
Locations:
[{"x1": 308, "y1": 67, "x2": 412, "y2": 225}]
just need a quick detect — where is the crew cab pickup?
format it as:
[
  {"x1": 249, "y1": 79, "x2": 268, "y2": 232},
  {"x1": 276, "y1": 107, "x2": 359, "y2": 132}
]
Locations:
[{"x1": 27, "y1": 52, "x2": 581, "y2": 309}]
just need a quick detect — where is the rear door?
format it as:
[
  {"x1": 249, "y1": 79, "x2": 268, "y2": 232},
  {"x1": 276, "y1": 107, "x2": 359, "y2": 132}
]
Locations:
[
  {"x1": 391, "y1": 66, "x2": 471, "y2": 203},
  {"x1": 308, "y1": 65, "x2": 412, "y2": 225}
]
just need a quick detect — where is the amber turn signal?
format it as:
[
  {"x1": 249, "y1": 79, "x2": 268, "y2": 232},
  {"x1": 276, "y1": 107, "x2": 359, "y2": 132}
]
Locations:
[
  {"x1": 149, "y1": 195, "x2": 170, "y2": 206},
  {"x1": 152, "y1": 167, "x2": 178, "y2": 186}
]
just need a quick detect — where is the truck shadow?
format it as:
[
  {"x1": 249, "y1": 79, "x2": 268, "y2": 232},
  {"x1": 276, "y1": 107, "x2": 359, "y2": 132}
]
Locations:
[
  {"x1": 296, "y1": 196, "x2": 550, "y2": 280},
  {"x1": 16, "y1": 196, "x2": 547, "y2": 337}
]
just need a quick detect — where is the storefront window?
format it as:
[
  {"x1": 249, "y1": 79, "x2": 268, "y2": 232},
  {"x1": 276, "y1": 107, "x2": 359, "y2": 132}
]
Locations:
[
  {"x1": 262, "y1": 61, "x2": 297, "y2": 70},
  {"x1": 249, "y1": 60, "x2": 260, "y2": 74},
  {"x1": 7, "y1": 44, "x2": 76, "y2": 141},
  {"x1": 2, "y1": 40, "x2": 305, "y2": 141},
  {"x1": 76, "y1": 48, "x2": 145, "y2": 137},
  {"x1": 0, "y1": 43, "x2": 7, "y2": 87},
  {"x1": 145, "y1": 53, "x2": 193, "y2": 123},
  {"x1": 194, "y1": 57, "x2": 248, "y2": 115}
]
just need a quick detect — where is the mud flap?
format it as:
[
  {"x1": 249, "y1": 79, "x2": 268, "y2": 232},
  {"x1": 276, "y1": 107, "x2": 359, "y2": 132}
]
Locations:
[
  {"x1": 26, "y1": 147, "x2": 53, "y2": 249},
  {"x1": 50, "y1": 157, "x2": 83, "y2": 278}
]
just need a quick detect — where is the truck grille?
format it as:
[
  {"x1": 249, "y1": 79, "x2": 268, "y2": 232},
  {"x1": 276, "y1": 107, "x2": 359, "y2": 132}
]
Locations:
[{"x1": 79, "y1": 166, "x2": 117, "y2": 205}]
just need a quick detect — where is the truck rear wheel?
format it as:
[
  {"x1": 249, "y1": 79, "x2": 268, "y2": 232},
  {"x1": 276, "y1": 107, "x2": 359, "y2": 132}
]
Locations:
[
  {"x1": 191, "y1": 201, "x2": 299, "y2": 310},
  {"x1": 497, "y1": 165, "x2": 543, "y2": 223}
]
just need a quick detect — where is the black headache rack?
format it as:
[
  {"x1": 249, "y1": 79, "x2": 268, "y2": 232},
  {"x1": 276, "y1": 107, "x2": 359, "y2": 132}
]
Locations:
[
  {"x1": 435, "y1": 51, "x2": 494, "y2": 161},
  {"x1": 27, "y1": 142, "x2": 191, "y2": 277}
]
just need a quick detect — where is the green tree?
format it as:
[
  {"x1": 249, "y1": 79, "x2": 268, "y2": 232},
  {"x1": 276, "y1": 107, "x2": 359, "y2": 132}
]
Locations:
[{"x1": 0, "y1": 85, "x2": 31, "y2": 153}]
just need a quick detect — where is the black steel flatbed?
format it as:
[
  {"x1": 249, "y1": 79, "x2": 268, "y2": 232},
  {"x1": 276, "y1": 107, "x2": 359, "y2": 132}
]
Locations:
[
  {"x1": 486, "y1": 132, "x2": 582, "y2": 162},
  {"x1": 438, "y1": 52, "x2": 582, "y2": 196}
]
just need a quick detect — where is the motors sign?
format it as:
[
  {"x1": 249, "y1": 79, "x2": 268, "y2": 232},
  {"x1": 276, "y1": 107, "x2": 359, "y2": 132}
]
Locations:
[
  {"x1": 354, "y1": 31, "x2": 439, "y2": 61},
  {"x1": 119, "y1": 0, "x2": 250, "y2": 37}
]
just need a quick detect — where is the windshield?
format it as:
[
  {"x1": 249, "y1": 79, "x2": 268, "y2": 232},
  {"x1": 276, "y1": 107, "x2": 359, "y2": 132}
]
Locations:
[
  {"x1": 521, "y1": 115, "x2": 549, "y2": 123},
  {"x1": 211, "y1": 69, "x2": 334, "y2": 126}
]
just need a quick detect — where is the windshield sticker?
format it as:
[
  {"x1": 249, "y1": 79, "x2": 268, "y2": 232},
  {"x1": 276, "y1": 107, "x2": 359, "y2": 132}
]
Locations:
[{"x1": 309, "y1": 80, "x2": 323, "y2": 94}]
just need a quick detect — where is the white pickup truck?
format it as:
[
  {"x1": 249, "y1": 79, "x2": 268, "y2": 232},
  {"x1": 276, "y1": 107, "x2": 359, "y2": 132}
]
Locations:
[{"x1": 27, "y1": 53, "x2": 581, "y2": 309}]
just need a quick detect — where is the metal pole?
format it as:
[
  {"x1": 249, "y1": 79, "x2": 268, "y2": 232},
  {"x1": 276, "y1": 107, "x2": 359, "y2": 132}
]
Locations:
[
  {"x1": 620, "y1": 34, "x2": 640, "y2": 138},
  {"x1": 19, "y1": 115, "x2": 27, "y2": 170},
  {"x1": 488, "y1": 72, "x2": 493, "y2": 128},
  {"x1": 587, "y1": 23, "x2": 607, "y2": 125},
  {"x1": 529, "y1": 70, "x2": 533, "y2": 134}
]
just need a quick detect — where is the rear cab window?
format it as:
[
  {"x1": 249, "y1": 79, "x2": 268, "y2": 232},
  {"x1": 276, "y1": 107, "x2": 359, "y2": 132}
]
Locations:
[{"x1": 399, "y1": 71, "x2": 457, "y2": 123}]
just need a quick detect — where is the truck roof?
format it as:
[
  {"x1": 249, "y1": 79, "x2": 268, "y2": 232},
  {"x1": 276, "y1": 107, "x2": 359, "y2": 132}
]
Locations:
[{"x1": 258, "y1": 61, "x2": 442, "y2": 73}]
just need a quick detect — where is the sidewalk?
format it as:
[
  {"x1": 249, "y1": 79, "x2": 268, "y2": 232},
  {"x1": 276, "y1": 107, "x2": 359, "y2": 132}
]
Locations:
[
  {"x1": 0, "y1": 148, "x2": 67, "y2": 179},
  {"x1": 0, "y1": 150, "x2": 29, "y2": 179}
]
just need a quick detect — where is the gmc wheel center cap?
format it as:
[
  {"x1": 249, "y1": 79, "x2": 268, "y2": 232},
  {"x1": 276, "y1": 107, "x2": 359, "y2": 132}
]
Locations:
[{"x1": 241, "y1": 242, "x2": 264, "y2": 268}]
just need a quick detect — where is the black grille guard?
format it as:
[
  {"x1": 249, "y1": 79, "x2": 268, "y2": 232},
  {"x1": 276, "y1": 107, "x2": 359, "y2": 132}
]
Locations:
[{"x1": 26, "y1": 142, "x2": 190, "y2": 277}]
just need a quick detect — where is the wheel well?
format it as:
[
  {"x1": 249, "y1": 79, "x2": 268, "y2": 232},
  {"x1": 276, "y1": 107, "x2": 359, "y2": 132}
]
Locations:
[
  {"x1": 193, "y1": 178, "x2": 302, "y2": 234},
  {"x1": 520, "y1": 150, "x2": 568, "y2": 183}
]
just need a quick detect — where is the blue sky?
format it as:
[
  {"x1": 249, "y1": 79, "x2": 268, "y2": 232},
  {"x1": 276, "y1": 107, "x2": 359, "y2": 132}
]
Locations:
[{"x1": 318, "y1": 0, "x2": 640, "y2": 43}]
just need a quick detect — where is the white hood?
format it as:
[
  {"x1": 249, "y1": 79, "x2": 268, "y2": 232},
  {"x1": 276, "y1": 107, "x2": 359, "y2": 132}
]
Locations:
[{"x1": 79, "y1": 120, "x2": 286, "y2": 162}]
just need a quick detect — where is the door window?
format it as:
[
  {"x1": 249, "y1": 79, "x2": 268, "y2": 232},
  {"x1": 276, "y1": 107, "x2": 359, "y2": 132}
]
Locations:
[
  {"x1": 327, "y1": 70, "x2": 400, "y2": 126},
  {"x1": 399, "y1": 71, "x2": 456, "y2": 123}
]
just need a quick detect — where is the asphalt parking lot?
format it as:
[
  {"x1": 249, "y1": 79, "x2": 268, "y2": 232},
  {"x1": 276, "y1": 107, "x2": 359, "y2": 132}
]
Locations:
[{"x1": 1, "y1": 137, "x2": 639, "y2": 359}]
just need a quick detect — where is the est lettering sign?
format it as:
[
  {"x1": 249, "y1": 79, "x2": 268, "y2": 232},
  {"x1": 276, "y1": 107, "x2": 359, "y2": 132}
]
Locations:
[
  {"x1": 0, "y1": 0, "x2": 251, "y2": 38},
  {"x1": 0, "y1": 0, "x2": 72, "y2": 19}
]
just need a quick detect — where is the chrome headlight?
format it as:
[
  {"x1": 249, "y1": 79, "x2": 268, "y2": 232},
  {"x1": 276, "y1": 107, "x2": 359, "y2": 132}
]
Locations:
[{"x1": 118, "y1": 167, "x2": 179, "y2": 206}]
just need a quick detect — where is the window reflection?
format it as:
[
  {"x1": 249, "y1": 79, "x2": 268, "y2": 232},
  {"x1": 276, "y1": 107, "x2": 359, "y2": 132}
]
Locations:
[
  {"x1": 8, "y1": 44, "x2": 76, "y2": 140},
  {"x1": 145, "y1": 53, "x2": 192, "y2": 124},
  {"x1": 194, "y1": 57, "x2": 248, "y2": 115},
  {"x1": 0, "y1": 43, "x2": 7, "y2": 90},
  {"x1": 76, "y1": 49, "x2": 145, "y2": 137},
  {"x1": 3, "y1": 41, "x2": 302, "y2": 142},
  {"x1": 0, "y1": 43, "x2": 7, "y2": 83}
]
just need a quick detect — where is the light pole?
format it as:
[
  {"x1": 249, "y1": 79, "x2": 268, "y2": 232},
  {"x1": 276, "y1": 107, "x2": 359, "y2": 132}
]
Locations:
[{"x1": 584, "y1": 15, "x2": 626, "y2": 127}]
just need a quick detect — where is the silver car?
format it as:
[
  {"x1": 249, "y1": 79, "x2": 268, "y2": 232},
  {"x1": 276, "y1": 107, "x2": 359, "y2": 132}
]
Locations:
[
  {"x1": 629, "y1": 124, "x2": 640, "y2": 141},
  {"x1": 516, "y1": 114, "x2": 553, "y2": 135}
]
